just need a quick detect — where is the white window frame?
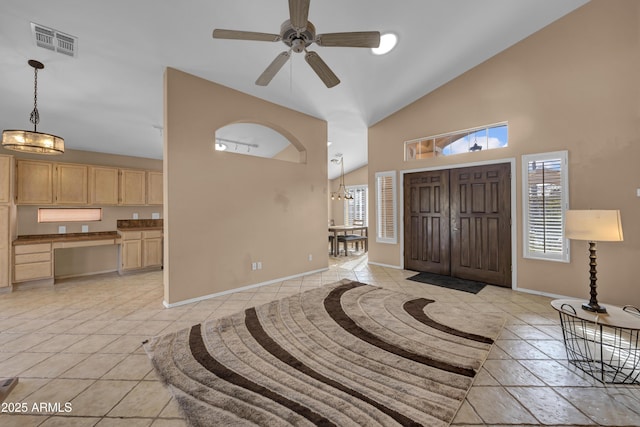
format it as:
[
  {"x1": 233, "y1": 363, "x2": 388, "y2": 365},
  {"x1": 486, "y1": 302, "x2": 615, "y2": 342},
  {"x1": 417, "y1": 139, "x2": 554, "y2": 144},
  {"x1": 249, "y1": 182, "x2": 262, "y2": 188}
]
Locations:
[
  {"x1": 522, "y1": 151, "x2": 569, "y2": 262},
  {"x1": 343, "y1": 185, "x2": 368, "y2": 226},
  {"x1": 375, "y1": 171, "x2": 397, "y2": 244}
]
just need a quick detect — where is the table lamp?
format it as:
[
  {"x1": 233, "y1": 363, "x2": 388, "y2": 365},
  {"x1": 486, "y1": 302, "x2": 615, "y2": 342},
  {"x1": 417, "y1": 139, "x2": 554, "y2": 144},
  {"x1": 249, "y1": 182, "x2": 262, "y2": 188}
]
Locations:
[{"x1": 564, "y1": 210, "x2": 624, "y2": 313}]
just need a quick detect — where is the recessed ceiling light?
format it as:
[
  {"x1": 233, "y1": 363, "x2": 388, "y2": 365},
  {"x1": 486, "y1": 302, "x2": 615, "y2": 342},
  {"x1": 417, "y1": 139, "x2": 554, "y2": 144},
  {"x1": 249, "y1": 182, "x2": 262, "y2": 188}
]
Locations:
[
  {"x1": 372, "y1": 33, "x2": 397, "y2": 55},
  {"x1": 327, "y1": 141, "x2": 332, "y2": 146}
]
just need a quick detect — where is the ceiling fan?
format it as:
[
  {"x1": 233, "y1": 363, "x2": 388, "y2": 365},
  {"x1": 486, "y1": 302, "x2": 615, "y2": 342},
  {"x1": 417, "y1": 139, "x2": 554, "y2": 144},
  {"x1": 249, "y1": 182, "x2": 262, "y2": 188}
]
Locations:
[{"x1": 212, "y1": 0, "x2": 381, "y2": 88}]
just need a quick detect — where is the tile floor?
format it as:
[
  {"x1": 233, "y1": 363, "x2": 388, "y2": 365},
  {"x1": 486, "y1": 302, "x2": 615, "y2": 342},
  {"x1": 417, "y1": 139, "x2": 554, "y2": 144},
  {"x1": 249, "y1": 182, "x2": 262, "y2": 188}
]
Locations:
[{"x1": 0, "y1": 254, "x2": 639, "y2": 426}]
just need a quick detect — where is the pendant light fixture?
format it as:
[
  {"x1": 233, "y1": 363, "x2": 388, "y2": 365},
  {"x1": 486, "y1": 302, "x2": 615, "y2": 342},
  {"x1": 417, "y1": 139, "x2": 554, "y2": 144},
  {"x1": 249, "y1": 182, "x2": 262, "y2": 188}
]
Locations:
[
  {"x1": 2, "y1": 60, "x2": 64, "y2": 155},
  {"x1": 330, "y1": 155, "x2": 353, "y2": 201}
]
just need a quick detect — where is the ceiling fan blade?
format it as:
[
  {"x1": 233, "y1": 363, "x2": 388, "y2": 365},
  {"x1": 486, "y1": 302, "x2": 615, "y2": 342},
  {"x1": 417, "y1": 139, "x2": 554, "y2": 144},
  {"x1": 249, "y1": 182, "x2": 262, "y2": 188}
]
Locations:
[
  {"x1": 212, "y1": 29, "x2": 281, "y2": 42},
  {"x1": 316, "y1": 31, "x2": 381, "y2": 48},
  {"x1": 255, "y1": 51, "x2": 291, "y2": 86},
  {"x1": 289, "y1": 0, "x2": 310, "y2": 30},
  {"x1": 304, "y1": 51, "x2": 340, "y2": 88}
]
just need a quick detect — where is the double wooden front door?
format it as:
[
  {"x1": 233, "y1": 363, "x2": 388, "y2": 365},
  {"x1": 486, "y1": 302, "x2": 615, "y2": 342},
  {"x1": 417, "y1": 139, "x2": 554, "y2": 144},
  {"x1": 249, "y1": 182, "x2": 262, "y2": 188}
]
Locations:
[{"x1": 404, "y1": 163, "x2": 511, "y2": 287}]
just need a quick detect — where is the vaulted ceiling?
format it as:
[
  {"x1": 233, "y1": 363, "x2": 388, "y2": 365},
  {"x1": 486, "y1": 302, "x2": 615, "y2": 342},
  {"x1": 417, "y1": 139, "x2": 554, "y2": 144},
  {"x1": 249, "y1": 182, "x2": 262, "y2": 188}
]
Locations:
[{"x1": 0, "y1": 0, "x2": 588, "y2": 178}]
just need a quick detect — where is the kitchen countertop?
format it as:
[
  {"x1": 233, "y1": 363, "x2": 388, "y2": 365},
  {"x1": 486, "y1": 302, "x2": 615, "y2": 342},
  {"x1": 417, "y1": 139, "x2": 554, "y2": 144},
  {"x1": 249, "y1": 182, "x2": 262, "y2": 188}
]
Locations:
[
  {"x1": 117, "y1": 219, "x2": 163, "y2": 230},
  {"x1": 13, "y1": 231, "x2": 120, "y2": 246}
]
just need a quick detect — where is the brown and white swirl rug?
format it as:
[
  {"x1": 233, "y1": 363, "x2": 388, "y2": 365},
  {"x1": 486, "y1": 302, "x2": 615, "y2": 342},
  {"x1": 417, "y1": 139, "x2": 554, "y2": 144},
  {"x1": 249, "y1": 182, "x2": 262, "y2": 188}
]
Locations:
[{"x1": 145, "y1": 280, "x2": 504, "y2": 426}]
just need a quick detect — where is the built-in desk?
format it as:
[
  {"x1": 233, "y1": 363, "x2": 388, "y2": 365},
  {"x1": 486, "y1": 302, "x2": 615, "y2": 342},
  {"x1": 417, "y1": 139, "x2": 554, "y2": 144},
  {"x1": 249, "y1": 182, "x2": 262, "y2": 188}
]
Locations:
[{"x1": 12, "y1": 232, "x2": 120, "y2": 285}]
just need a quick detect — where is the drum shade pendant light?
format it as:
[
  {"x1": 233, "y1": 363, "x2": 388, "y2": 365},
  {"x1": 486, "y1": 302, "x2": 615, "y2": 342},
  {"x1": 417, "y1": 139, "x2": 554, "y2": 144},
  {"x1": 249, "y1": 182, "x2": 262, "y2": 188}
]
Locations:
[{"x1": 2, "y1": 60, "x2": 64, "y2": 155}]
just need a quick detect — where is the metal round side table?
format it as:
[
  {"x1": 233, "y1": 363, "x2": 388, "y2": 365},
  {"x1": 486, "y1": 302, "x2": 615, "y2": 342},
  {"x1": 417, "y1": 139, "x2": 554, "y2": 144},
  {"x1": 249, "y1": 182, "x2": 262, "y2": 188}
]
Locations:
[{"x1": 551, "y1": 299, "x2": 640, "y2": 384}]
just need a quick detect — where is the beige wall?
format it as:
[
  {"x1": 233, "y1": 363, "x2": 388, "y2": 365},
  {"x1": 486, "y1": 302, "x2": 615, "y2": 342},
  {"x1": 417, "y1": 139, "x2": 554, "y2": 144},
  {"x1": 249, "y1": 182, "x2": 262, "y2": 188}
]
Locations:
[
  {"x1": 164, "y1": 68, "x2": 328, "y2": 305},
  {"x1": 328, "y1": 165, "x2": 368, "y2": 225},
  {"x1": 4, "y1": 148, "x2": 163, "y2": 277},
  {"x1": 368, "y1": 0, "x2": 640, "y2": 307}
]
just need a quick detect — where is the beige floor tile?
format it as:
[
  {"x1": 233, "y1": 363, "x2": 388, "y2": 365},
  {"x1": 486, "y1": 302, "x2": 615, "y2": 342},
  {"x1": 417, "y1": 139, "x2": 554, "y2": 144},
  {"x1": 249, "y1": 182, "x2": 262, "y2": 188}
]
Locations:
[
  {"x1": 518, "y1": 359, "x2": 594, "y2": 386},
  {"x1": 465, "y1": 386, "x2": 538, "y2": 424},
  {"x1": 61, "y1": 353, "x2": 127, "y2": 379},
  {"x1": 0, "y1": 414, "x2": 48, "y2": 427},
  {"x1": 23, "y1": 378, "x2": 95, "y2": 409},
  {"x1": 482, "y1": 359, "x2": 545, "y2": 386},
  {"x1": 150, "y1": 420, "x2": 188, "y2": 427},
  {"x1": 102, "y1": 354, "x2": 153, "y2": 380},
  {"x1": 495, "y1": 339, "x2": 551, "y2": 360},
  {"x1": 69, "y1": 380, "x2": 137, "y2": 416},
  {"x1": 108, "y1": 380, "x2": 171, "y2": 418},
  {"x1": 63, "y1": 335, "x2": 121, "y2": 354},
  {"x1": 100, "y1": 335, "x2": 147, "y2": 354},
  {"x1": 0, "y1": 352, "x2": 55, "y2": 377},
  {"x1": 1, "y1": 377, "x2": 51, "y2": 402},
  {"x1": 506, "y1": 386, "x2": 595, "y2": 425},
  {"x1": 451, "y1": 401, "x2": 484, "y2": 424},
  {"x1": 39, "y1": 416, "x2": 101, "y2": 426},
  {"x1": 20, "y1": 353, "x2": 89, "y2": 378},
  {"x1": 28, "y1": 334, "x2": 87, "y2": 353},
  {"x1": 555, "y1": 387, "x2": 640, "y2": 426},
  {"x1": 95, "y1": 418, "x2": 153, "y2": 426}
]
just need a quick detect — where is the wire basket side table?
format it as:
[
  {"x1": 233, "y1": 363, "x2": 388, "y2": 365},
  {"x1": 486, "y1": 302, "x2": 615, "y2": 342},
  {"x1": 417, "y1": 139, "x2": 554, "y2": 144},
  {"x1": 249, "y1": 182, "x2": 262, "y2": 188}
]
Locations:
[{"x1": 551, "y1": 299, "x2": 640, "y2": 385}]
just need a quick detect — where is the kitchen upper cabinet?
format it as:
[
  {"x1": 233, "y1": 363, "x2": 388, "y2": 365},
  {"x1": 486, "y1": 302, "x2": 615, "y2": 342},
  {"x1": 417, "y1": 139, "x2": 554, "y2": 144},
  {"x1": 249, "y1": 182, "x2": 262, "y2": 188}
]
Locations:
[
  {"x1": 146, "y1": 171, "x2": 163, "y2": 205},
  {"x1": 0, "y1": 155, "x2": 12, "y2": 204},
  {"x1": 89, "y1": 166, "x2": 119, "y2": 205},
  {"x1": 55, "y1": 163, "x2": 88, "y2": 205},
  {"x1": 16, "y1": 159, "x2": 53, "y2": 204},
  {"x1": 119, "y1": 169, "x2": 146, "y2": 205}
]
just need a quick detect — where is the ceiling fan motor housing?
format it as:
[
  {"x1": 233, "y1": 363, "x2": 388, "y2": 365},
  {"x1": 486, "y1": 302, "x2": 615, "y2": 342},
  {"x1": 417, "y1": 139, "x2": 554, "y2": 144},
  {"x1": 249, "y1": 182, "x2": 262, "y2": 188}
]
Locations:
[{"x1": 281, "y1": 19, "x2": 315, "y2": 52}]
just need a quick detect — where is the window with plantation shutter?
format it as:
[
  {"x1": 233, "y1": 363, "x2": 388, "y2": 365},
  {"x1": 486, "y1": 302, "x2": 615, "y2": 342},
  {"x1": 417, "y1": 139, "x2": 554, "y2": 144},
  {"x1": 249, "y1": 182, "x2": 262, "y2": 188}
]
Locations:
[
  {"x1": 344, "y1": 186, "x2": 367, "y2": 226},
  {"x1": 375, "y1": 171, "x2": 397, "y2": 244},
  {"x1": 522, "y1": 151, "x2": 569, "y2": 262}
]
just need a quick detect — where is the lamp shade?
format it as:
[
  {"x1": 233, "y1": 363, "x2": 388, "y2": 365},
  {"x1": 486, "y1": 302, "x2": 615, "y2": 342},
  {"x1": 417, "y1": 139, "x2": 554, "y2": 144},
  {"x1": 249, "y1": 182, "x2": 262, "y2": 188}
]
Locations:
[
  {"x1": 565, "y1": 210, "x2": 623, "y2": 242},
  {"x1": 2, "y1": 130, "x2": 65, "y2": 155}
]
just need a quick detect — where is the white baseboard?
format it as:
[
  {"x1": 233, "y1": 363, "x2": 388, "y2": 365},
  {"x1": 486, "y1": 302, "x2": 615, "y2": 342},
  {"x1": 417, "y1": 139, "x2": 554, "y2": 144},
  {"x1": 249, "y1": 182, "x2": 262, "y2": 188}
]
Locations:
[
  {"x1": 367, "y1": 261, "x2": 402, "y2": 269},
  {"x1": 163, "y1": 267, "x2": 329, "y2": 308},
  {"x1": 515, "y1": 287, "x2": 572, "y2": 300}
]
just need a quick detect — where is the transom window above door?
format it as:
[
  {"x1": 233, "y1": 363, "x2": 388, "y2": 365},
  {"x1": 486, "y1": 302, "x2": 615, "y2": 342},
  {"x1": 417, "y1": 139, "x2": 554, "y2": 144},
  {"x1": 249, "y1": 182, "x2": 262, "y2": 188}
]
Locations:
[{"x1": 404, "y1": 122, "x2": 508, "y2": 161}]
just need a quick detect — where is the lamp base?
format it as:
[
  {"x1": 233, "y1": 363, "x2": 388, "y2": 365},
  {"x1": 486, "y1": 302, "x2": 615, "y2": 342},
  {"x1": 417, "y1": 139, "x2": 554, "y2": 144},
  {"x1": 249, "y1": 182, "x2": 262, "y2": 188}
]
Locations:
[{"x1": 582, "y1": 302, "x2": 607, "y2": 313}]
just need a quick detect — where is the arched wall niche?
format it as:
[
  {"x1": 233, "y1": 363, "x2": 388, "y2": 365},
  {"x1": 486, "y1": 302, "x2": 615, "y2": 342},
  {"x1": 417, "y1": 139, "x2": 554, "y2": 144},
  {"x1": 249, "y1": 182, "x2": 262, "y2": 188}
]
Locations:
[{"x1": 214, "y1": 120, "x2": 307, "y2": 164}]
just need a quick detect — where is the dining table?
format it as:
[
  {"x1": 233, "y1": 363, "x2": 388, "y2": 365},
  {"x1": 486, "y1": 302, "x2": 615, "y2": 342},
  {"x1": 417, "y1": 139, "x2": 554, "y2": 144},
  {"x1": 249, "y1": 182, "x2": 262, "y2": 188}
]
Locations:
[{"x1": 328, "y1": 224, "x2": 368, "y2": 256}]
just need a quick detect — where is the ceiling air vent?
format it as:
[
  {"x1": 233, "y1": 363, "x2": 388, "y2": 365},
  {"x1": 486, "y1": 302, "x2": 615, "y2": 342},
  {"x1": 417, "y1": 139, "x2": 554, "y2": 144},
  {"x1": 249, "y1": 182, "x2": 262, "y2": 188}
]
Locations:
[{"x1": 31, "y1": 23, "x2": 78, "y2": 57}]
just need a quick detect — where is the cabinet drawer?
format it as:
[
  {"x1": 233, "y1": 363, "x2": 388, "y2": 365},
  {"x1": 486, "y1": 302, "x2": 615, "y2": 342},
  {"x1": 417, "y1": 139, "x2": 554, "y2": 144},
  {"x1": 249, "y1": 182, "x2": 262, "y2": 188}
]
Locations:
[
  {"x1": 14, "y1": 261, "x2": 52, "y2": 282},
  {"x1": 15, "y1": 252, "x2": 51, "y2": 264},
  {"x1": 14, "y1": 243, "x2": 52, "y2": 255},
  {"x1": 142, "y1": 230, "x2": 162, "y2": 239},
  {"x1": 120, "y1": 231, "x2": 142, "y2": 240}
]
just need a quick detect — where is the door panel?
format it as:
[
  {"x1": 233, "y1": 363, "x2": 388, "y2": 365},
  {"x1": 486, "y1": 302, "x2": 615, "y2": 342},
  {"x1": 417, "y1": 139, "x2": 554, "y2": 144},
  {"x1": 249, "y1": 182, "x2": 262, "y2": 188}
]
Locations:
[
  {"x1": 404, "y1": 170, "x2": 450, "y2": 274},
  {"x1": 450, "y1": 163, "x2": 511, "y2": 287}
]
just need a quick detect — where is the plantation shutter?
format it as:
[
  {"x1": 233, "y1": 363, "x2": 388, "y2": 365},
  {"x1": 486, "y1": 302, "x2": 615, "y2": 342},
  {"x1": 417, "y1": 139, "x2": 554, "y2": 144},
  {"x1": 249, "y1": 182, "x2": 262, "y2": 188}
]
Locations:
[
  {"x1": 375, "y1": 171, "x2": 397, "y2": 243},
  {"x1": 522, "y1": 152, "x2": 569, "y2": 261},
  {"x1": 344, "y1": 186, "x2": 367, "y2": 226}
]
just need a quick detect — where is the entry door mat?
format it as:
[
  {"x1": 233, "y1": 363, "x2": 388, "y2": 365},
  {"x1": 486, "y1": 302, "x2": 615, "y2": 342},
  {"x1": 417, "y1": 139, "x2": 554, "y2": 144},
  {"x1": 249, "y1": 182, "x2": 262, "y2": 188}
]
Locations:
[
  {"x1": 145, "y1": 280, "x2": 504, "y2": 427},
  {"x1": 408, "y1": 272, "x2": 489, "y2": 294}
]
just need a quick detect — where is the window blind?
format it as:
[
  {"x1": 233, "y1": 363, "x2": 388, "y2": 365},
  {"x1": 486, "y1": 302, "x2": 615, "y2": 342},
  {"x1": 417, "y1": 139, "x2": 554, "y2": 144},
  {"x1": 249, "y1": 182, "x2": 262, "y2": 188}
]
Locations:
[
  {"x1": 344, "y1": 186, "x2": 367, "y2": 226},
  {"x1": 522, "y1": 152, "x2": 568, "y2": 261},
  {"x1": 375, "y1": 171, "x2": 397, "y2": 244}
]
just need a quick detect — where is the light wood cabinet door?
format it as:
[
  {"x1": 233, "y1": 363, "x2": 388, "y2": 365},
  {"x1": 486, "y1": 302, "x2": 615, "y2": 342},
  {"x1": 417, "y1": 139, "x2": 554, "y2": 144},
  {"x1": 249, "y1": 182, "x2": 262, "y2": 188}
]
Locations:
[
  {"x1": 0, "y1": 206, "x2": 9, "y2": 288},
  {"x1": 143, "y1": 237, "x2": 162, "y2": 267},
  {"x1": 89, "y1": 166, "x2": 119, "y2": 205},
  {"x1": 119, "y1": 169, "x2": 146, "y2": 205},
  {"x1": 147, "y1": 171, "x2": 163, "y2": 205},
  {"x1": 55, "y1": 163, "x2": 88, "y2": 205},
  {"x1": 16, "y1": 160, "x2": 53, "y2": 204},
  {"x1": 0, "y1": 155, "x2": 12, "y2": 204},
  {"x1": 121, "y1": 239, "x2": 142, "y2": 270}
]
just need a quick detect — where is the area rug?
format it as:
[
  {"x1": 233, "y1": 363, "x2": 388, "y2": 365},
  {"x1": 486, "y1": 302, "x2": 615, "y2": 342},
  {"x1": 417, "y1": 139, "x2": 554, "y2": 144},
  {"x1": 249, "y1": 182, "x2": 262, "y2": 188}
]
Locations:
[
  {"x1": 145, "y1": 280, "x2": 503, "y2": 426},
  {"x1": 407, "y1": 272, "x2": 488, "y2": 294}
]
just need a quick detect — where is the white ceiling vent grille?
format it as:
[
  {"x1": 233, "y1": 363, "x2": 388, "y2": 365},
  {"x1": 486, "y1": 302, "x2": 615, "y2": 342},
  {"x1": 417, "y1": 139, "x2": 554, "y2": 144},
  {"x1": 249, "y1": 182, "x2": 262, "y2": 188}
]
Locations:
[{"x1": 31, "y1": 23, "x2": 78, "y2": 57}]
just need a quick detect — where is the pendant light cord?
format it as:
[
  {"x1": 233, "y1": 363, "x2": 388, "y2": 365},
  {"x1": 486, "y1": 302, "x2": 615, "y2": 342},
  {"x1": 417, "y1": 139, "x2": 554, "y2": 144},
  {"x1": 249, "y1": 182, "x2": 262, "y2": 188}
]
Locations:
[{"x1": 29, "y1": 66, "x2": 40, "y2": 131}]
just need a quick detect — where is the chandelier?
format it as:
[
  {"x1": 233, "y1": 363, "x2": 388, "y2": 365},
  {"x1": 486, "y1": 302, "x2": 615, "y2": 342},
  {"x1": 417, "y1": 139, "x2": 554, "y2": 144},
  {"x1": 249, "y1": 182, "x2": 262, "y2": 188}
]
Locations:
[
  {"x1": 330, "y1": 155, "x2": 353, "y2": 201},
  {"x1": 2, "y1": 60, "x2": 64, "y2": 155}
]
